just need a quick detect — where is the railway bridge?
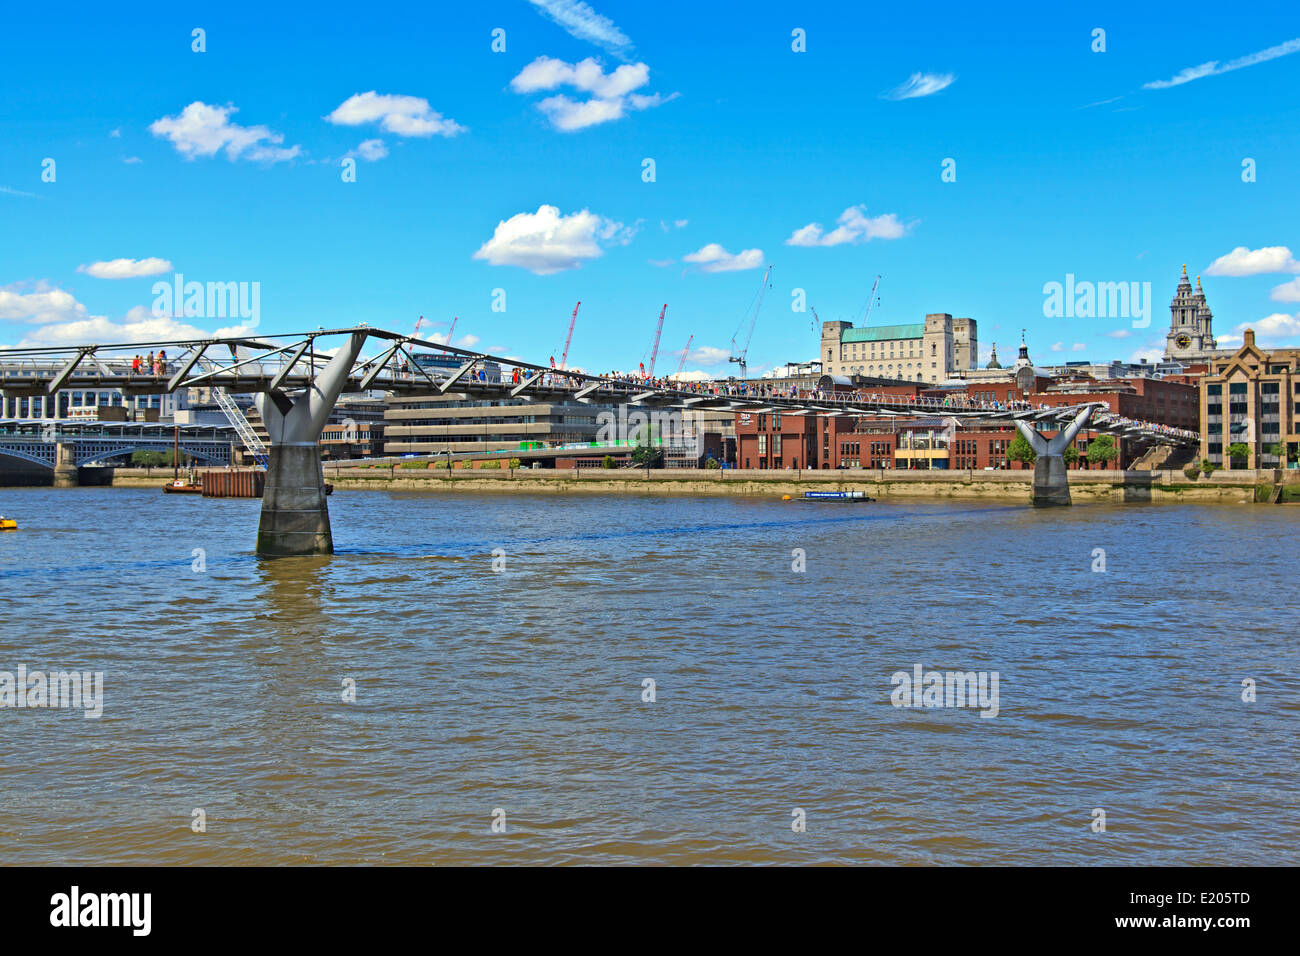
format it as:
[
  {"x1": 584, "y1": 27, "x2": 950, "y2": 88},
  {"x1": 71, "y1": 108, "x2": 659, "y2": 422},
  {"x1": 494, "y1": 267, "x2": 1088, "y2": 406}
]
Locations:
[{"x1": 0, "y1": 328, "x2": 1199, "y2": 555}]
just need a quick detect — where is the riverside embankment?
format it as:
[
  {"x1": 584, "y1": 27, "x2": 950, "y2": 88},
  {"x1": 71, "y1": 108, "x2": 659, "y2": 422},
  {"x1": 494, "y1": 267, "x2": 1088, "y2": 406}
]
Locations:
[{"x1": 91, "y1": 465, "x2": 1288, "y2": 503}]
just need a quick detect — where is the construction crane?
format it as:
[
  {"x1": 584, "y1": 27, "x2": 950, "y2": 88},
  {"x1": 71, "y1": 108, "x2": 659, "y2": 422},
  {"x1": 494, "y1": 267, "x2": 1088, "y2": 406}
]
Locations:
[
  {"x1": 860, "y1": 275, "x2": 882, "y2": 325},
  {"x1": 673, "y1": 334, "x2": 694, "y2": 378},
  {"x1": 729, "y1": 264, "x2": 773, "y2": 378},
  {"x1": 559, "y1": 301, "x2": 580, "y2": 370},
  {"x1": 413, "y1": 315, "x2": 427, "y2": 336},
  {"x1": 644, "y1": 303, "x2": 667, "y2": 377},
  {"x1": 446, "y1": 316, "x2": 458, "y2": 344}
]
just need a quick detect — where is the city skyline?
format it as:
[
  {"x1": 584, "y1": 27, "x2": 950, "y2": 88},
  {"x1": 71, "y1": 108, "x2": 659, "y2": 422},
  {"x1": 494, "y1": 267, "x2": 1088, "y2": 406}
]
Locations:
[{"x1": 2, "y1": 1, "x2": 1299, "y2": 375}]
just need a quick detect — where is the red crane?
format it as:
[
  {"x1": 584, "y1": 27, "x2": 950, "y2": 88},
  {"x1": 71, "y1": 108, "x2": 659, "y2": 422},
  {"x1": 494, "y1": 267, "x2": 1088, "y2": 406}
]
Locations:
[
  {"x1": 446, "y1": 316, "x2": 458, "y2": 344},
  {"x1": 646, "y1": 303, "x2": 667, "y2": 377},
  {"x1": 559, "y1": 301, "x2": 580, "y2": 370},
  {"x1": 674, "y1": 334, "x2": 693, "y2": 377}
]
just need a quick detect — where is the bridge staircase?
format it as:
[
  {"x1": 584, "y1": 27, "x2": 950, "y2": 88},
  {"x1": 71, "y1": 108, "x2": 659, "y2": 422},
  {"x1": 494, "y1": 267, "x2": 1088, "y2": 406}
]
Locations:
[
  {"x1": 211, "y1": 386, "x2": 269, "y2": 468},
  {"x1": 1133, "y1": 443, "x2": 1197, "y2": 472}
]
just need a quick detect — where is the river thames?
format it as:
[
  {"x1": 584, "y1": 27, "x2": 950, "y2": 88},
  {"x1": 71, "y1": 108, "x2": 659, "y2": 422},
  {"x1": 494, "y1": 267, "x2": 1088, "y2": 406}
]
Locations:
[{"x1": 1, "y1": 487, "x2": 1296, "y2": 865}]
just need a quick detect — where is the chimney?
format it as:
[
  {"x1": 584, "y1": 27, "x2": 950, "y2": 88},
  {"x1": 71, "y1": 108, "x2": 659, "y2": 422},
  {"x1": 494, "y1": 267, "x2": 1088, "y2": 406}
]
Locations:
[{"x1": 1243, "y1": 328, "x2": 1255, "y2": 348}]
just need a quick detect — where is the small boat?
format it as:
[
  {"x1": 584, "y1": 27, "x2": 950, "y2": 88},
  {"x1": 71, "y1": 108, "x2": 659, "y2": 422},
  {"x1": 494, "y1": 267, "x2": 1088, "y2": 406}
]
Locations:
[
  {"x1": 162, "y1": 477, "x2": 203, "y2": 494},
  {"x1": 0, "y1": 516, "x2": 17, "y2": 530},
  {"x1": 790, "y1": 490, "x2": 875, "y2": 503}
]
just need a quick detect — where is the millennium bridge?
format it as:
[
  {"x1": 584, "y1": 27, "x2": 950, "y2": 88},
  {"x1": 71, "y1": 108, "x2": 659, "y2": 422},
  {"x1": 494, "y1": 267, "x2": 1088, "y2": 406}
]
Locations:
[{"x1": 0, "y1": 328, "x2": 1199, "y2": 556}]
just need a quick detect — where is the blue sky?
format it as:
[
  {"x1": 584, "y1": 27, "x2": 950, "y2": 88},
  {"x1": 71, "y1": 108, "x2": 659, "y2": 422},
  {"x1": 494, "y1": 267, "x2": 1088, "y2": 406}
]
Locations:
[{"x1": 2, "y1": 0, "x2": 1298, "y2": 375}]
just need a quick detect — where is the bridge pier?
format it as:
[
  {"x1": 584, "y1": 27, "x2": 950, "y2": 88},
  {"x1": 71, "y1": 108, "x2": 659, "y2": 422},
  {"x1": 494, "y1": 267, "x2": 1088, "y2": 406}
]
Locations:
[
  {"x1": 1015, "y1": 407, "x2": 1094, "y2": 507},
  {"x1": 254, "y1": 332, "x2": 367, "y2": 556},
  {"x1": 52, "y1": 442, "x2": 78, "y2": 488}
]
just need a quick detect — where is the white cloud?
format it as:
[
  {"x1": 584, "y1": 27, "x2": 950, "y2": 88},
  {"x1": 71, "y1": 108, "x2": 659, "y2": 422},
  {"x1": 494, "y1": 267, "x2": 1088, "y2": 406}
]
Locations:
[
  {"x1": 0, "y1": 285, "x2": 254, "y2": 347},
  {"x1": 1204, "y1": 245, "x2": 1300, "y2": 276},
  {"x1": 682, "y1": 243, "x2": 763, "y2": 273},
  {"x1": 1271, "y1": 278, "x2": 1300, "y2": 302},
  {"x1": 786, "y1": 205, "x2": 907, "y2": 247},
  {"x1": 1143, "y1": 37, "x2": 1300, "y2": 89},
  {"x1": 1106, "y1": 328, "x2": 1132, "y2": 339},
  {"x1": 1129, "y1": 344, "x2": 1166, "y2": 363},
  {"x1": 349, "y1": 139, "x2": 389, "y2": 161},
  {"x1": 0, "y1": 282, "x2": 91, "y2": 325},
  {"x1": 472, "y1": 204, "x2": 633, "y2": 274},
  {"x1": 77, "y1": 257, "x2": 173, "y2": 280},
  {"x1": 881, "y1": 72, "x2": 955, "y2": 100},
  {"x1": 123, "y1": 156, "x2": 142, "y2": 164},
  {"x1": 525, "y1": 0, "x2": 633, "y2": 57},
  {"x1": 1071, "y1": 342, "x2": 1087, "y2": 352},
  {"x1": 1236, "y1": 312, "x2": 1300, "y2": 341},
  {"x1": 510, "y1": 56, "x2": 670, "y2": 131},
  {"x1": 687, "y1": 345, "x2": 731, "y2": 366},
  {"x1": 149, "y1": 102, "x2": 301, "y2": 163},
  {"x1": 109, "y1": 128, "x2": 121, "y2": 138},
  {"x1": 1050, "y1": 342, "x2": 1064, "y2": 352},
  {"x1": 326, "y1": 92, "x2": 465, "y2": 137},
  {"x1": 669, "y1": 370, "x2": 711, "y2": 382}
]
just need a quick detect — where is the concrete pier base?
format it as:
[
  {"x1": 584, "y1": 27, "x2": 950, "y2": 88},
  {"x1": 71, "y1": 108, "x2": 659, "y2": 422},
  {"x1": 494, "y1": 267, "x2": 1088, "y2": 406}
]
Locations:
[
  {"x1": 1031, "y1": 455, "x2": 1071, "y2": 507},
  {"x1": 252, "y1": 329, "x2": 368, "y2": 557},
  {"x1": 52, "y1": 442, "x2": 78, "y2": 488},
  {"x1": 256, "y1": 443, "x2": 333, "y2": 556},
  {"x1": 1016, "y1": 406, "x2": 1096, "y2": 509}
]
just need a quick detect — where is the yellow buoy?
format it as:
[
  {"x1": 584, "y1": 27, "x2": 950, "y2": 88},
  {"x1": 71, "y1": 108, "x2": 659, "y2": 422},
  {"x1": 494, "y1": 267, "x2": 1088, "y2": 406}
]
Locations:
[
  {"x1": 781, "y1": 494, "x2": 791, "y2": 501},
  {"x1": 0, "y1": 517, "x2": 17, "y2": 530}
]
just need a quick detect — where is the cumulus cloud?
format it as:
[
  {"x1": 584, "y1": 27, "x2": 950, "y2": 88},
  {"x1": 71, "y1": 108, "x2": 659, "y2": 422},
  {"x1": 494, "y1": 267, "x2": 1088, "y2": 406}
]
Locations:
[
  {"x1": 669, "y1": 369, "x2": 711, "y2": 382},
  {"x1": 785, "y1": 205, "x2": 907, "y2": 247},
  {"x1": 149, "y1": 102, "x2": 301, "y2": 163},
  {"x1": 687, "y1": 345, "x2": 731, "y2": 365},
  {"x1": 326, "y1": 92, "x2": 465, "y2": 137},
  {"x1": 1071, "y1": 342, "x2": 1087, "y2": 352},
  {"x1": 682, "y1": 243, "x2": 763, "y2": 273},
  {"x1": 1143, "y1": 37, "x2": 1300, "y2": 89},
  {"x1": 510, "y1": 56, "x2": 670, "y2": 131},
  {"x1": 0, "y1": 285, "x2": 254, "y2": 347},
  {"x1": 1050, "y1": 342, "x2": 1064, "y2": 352},
  {"x1": 526, "y1": 0, "x2": 633, "y2": 57},
  {"x1": 1270, "y1": 278, "x2": 1300, "y2": 302},
  {"x1": 1106, "y1": 328, "x2": 1132, "y2": 339},
  {"x1": 348, "y1": 139, "x2": 389, "y2": 161},
  {"x1": 1204, "y1": 245, "x2": 1300, "y2": 276},
  {"x1": 77, "y1": 257, "x2": 173, "y2": 280},
  {"x1": 881, "y1": 72, "x2": 955, "y2": 100},
  {"x1": 0, "y1": 282, "x2": 91, "y2": 325},
  {"x1": 1237, "y1": 312, "x2": 1300, "y2": 341},
  {"x1": 472, "y1": 204, "x2": 634, "y2": 274}
]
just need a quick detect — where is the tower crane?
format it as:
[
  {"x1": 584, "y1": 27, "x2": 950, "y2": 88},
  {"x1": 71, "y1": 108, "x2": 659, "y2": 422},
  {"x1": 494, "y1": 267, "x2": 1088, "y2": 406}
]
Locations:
[
  {"x1": 673, "y1": 334, "x2": 694, "y2": 378},
  {"x1": 559, "y1": 301, "x2": 580, "y2": 370},
  {"x1": 860, "y1": 275, "x2": 882, "y2": 325},
  {"x1": 728, "y1": 264, "x2": 773, "y2": 378},
  {"x1": 643, "y1": 303, "x2": 667, "y2": 377}
]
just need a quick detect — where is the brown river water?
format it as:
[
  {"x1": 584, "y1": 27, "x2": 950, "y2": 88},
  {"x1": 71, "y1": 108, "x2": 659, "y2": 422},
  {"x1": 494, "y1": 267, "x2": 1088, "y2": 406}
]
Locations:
[{"x1": 0, "y1": 486, "x2": 1297, "y2": 865}]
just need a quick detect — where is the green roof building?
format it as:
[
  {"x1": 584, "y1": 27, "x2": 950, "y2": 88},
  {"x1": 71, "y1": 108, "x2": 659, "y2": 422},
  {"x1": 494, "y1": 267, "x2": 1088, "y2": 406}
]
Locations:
[{"x1": 821, "y1": 313, "x2": 978, "y2": 383}]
